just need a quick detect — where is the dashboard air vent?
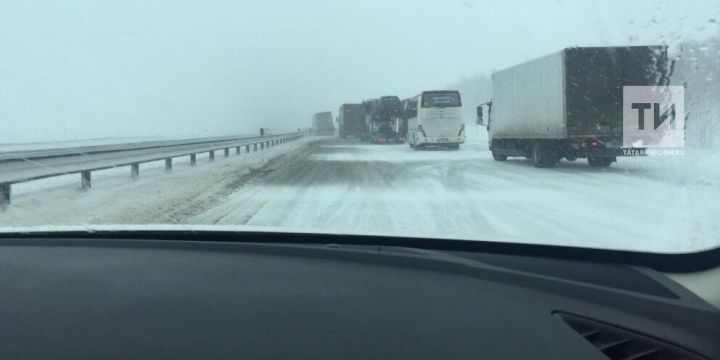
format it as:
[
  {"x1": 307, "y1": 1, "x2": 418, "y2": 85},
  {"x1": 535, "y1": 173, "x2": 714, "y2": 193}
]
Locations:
[{"x1": 555, "y1": 313, "x2": 706, "y2": 360}]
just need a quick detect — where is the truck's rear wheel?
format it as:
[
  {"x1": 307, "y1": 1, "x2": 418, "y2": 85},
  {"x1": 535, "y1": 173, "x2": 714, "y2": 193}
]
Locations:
[
  {"x1": 532, "y1": 142, "x2": 559, "y2": 168},
  {"x1": 492, "y1": 151, "x2": 507, "y2": 161},
  {"x1": 587, "y1": 157, "x2": 614, "y2": 168},
  {"x1": 409, "y1": 143, "x2": 415, "y2": 148},
  {"x1": 448, "y1": 143, "x2": 460, "y2": 150}
]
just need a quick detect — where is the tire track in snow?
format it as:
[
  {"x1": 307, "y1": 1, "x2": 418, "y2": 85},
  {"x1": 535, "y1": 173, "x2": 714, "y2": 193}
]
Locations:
[{"x1": 192, "y1": 137, "x2": 718, "y2": 252}]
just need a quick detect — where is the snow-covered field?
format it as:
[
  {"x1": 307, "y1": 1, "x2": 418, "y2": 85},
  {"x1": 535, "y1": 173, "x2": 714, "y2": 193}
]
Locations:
[{"x1": 1, "y1": 127, "x2": 718, "y2": 254}]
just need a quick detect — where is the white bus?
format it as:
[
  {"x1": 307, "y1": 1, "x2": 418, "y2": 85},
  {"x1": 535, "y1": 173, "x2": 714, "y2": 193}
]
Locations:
[{"x1": 406, "y1": 90, "x2": 465, "y2": 150}]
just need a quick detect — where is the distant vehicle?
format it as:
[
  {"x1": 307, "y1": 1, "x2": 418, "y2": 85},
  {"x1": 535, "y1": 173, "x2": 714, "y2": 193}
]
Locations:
[
  {"x1": 338, "y1": 104, "x2": 366, "y2": 138},
  {"x1": 406, "y1": 90, "x2": 465, "y2": 150},
  {"x1": 478, "y1": 46, "x2": 672, "y2": 168},
  {"x1": 312, "y1": 112, "x2": 335, "y2": 136},
  {"x1": 363, "y1": 96, "x2": 403, "y2": 144}
]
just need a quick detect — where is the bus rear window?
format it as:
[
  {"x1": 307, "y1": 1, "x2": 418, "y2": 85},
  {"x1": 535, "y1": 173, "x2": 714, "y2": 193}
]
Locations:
[{"x1": 421, "y1": 92, "x2": 462, "y2": 108}]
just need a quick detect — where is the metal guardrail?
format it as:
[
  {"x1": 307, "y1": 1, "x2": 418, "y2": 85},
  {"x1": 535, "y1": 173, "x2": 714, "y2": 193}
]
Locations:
[{"x1": 0, "y1": 131, "x2": 308, "y2": 207}]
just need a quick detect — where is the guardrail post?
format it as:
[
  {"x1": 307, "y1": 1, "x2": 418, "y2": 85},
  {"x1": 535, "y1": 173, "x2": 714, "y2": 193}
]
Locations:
[
  {"x1": 131, "y1": 163, "x2": 140, "y2": 178},
  {"x1": 190, "y1": 153, "x2": 197, "y2": 166},
  {"x1": 81, "y1": 171, "x2": 91, "y2": 190},
  {"x1": 236, "y1": 146, "x2": 241, "y2": 155},
  {"x1": 165, "y1": 158, "x2": 172, "y2": 171},
  {"x1": 209, "y1": 150, "x2": 215, "y2": 161},
  {"x1": 224, "y1": 148, "x2": 230, "y2": 157},
  {"x1": 246, "y1": 145, "x2": 250, "y2": 153},
  {"x1": 0, "y1": 184, "x2": 10, "y2": 208}
]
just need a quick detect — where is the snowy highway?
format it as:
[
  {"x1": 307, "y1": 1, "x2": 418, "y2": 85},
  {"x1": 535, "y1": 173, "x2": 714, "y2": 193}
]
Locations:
[
  {"x1": 191, "y1": 132, "x2": 719, "y2": 253},
  {"x1": 1, "y1": 130, "x2": 718, "y2": 253}
]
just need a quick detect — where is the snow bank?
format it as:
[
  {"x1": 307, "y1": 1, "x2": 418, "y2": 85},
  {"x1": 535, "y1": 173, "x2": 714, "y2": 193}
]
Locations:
[{"x1": 0, "y1": 137, "x2": 316, "y2": 227}]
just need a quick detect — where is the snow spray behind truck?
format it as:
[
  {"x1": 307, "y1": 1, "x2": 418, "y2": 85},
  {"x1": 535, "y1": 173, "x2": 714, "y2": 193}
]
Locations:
[{"x1": 478, "y1": 46, "x2": 673, "y2": 168}]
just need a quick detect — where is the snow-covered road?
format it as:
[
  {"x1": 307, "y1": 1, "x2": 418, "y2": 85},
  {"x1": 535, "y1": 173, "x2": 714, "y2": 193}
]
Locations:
[
  {"x1": 2, "y1": 129, "x2": 718, "y2": 253},
  {"x1": 192, "y1": 135, "x2": 719, "y2": 253}
]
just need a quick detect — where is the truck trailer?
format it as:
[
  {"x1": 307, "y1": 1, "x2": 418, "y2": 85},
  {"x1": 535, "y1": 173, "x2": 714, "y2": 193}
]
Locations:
[
  {"x1": 338, "y1": 104, "x2": 366, "y2": 138},
  {"x1": 478, "y1": 46, "x2": 672, "y2": 168},
  {"x1": 312, "y1": 111, "x2": 335, "y2": 136},
  {"x1": 363, "y1": 96, "x2": 403, "y2": 143}
]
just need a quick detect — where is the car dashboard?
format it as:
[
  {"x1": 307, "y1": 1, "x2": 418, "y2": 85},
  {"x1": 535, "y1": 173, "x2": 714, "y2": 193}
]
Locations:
[{"x1": 0, "y1": 232, "x2": 718, "y2": 360}]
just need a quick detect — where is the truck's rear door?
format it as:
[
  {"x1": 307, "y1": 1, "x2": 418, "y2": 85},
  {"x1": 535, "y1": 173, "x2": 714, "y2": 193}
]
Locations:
[{"x1": 564, "y1": 46, "x2": 671, "y2": 141}]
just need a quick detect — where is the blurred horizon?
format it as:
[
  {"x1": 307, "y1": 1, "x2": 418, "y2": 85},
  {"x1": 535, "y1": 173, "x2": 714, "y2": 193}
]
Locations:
[{"x1": 1, "y1": 0, "x2": 718, "y2": 143}]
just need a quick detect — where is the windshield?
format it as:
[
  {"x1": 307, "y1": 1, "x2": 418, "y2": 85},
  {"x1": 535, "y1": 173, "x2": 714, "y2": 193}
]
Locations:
[
  {"x1": 421, "y1": 92, "x2": 463, "y2": 108},
  {"x1": 1, "y1": 0, "x2": 719, "y2": 255}
]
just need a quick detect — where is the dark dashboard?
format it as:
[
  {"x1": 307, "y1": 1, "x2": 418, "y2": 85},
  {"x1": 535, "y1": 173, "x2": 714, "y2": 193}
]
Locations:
[{"x1": 0, "y1": 232, "x2": 718, "y2": 359}]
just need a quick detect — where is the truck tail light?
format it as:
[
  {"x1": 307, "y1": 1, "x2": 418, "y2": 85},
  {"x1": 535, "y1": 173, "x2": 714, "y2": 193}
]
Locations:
[{"x1": 585, "y1": 139, "x2": 602, "y2": 148}]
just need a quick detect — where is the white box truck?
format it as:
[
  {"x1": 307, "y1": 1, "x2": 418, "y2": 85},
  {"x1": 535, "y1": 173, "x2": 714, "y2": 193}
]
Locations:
[{"x1": 478, "y1": 46, "x2": 672, "y2": 167}]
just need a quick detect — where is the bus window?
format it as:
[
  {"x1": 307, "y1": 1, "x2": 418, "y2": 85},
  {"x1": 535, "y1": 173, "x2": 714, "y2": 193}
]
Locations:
[{"x1": 421, "y1": 92, "x2": 462, "y2": 108}]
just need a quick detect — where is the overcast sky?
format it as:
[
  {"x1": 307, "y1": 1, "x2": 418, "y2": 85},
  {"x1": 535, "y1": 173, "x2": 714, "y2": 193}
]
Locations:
[{"x1": 1, "y1": 0, "x2": 718, "y2": 142}]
